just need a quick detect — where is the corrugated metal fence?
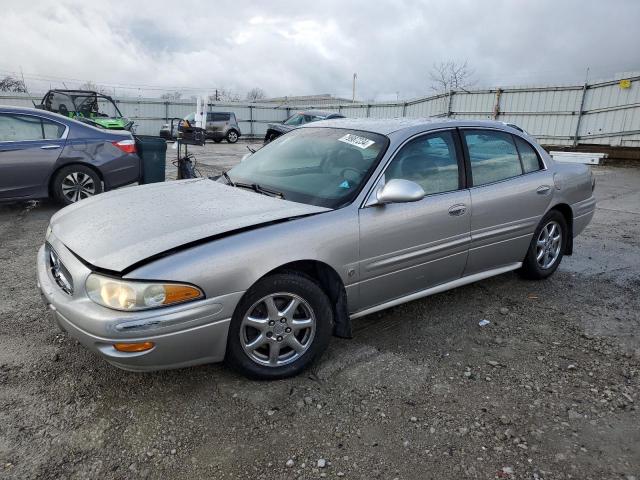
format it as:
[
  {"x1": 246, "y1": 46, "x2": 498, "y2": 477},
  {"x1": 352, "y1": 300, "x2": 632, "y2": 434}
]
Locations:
[{"x1": 2, "y1": 73, "x2": 638, "y2": 146}]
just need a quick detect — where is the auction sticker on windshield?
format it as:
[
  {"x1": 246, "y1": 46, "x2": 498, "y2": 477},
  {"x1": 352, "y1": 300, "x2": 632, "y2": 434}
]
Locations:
[{"x1": 338, "y1": 133, "x2": 375, "y2": 149}]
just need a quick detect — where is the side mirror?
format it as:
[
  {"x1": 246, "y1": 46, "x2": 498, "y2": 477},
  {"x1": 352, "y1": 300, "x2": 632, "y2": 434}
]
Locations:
[{"x1": 376, "y1": 179, "x2": 425, "y2": 204}]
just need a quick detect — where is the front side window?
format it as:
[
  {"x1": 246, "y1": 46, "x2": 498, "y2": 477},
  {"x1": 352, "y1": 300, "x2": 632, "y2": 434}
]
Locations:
[
  {"x1": 227, "y1": 128, "x2": 389, "y2": 208},
  {"x1": 0, "y1": 114, "x2": 64, "y2": 142},
  {"x1": 514, "y1": 136, "x2": 543, "y2": 173},
  {"x1": 384, "y1": 130, "x2": 460, "y2": 195},
  {"x1": 463, "y1": 130, "x2": 523, "y2": 186}
]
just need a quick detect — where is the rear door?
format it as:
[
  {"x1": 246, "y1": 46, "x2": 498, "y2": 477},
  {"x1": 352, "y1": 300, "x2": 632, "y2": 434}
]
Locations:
[
  {"x1": 207, "y1": 113, "x2": 230, "y2": 135},
  {"x1": 357, "y1": 129, "x2": 471, "y2": 309},
  {"x1": 460, "y1": 128, "x2": 554, "y2": 275},
  {"x1": 0, "y1": 113, "x2": 66, "y2": 199}
]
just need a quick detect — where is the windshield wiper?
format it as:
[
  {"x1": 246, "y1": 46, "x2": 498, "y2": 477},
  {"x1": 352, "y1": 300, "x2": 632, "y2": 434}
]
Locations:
[
  {"x1": 234, "y1": 181, "x2": 285, "y2": 199},
  {"x1": 221, "y1": 171, "x2": 235, "y2": 186}
]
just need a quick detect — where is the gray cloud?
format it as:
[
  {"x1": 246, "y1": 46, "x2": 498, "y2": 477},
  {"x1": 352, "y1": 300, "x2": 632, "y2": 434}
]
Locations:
[{"x1": 1, "y1": 0, "x2": 638, "y2": 100}]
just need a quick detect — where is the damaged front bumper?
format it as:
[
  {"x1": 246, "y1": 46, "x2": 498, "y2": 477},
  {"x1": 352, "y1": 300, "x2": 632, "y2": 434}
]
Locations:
[{"x1": 36, "y1": 235, "x2": 243, "y2": 372}]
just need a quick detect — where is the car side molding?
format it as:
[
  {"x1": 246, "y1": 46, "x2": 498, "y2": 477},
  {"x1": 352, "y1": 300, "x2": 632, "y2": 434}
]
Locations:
[{"x1": 350, "y1": 262, "x2": 522, "y2": 319}]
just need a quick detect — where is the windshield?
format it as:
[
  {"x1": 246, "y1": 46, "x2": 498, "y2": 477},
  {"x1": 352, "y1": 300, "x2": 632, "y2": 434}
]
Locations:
[{"x1": 226, "y1": 127, "x2": 389, "y2": 208}]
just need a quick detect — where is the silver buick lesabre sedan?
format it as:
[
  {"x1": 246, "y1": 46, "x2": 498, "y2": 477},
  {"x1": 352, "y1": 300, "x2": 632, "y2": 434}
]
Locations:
[{"x1": 37, "y1": 118, "x2": 596, "y2": 379}]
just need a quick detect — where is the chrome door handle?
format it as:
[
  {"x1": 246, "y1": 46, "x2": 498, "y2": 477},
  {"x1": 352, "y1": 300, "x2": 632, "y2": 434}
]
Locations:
[
  {"x1": 40, "y1": 145, "x2": 61, "y2": 150},
  {"x1": 536, "y1": 185, "x2": 551, "y2": 194},
  {"x1": 448, "y1": 204, "x2": 467, "y2": 216}
]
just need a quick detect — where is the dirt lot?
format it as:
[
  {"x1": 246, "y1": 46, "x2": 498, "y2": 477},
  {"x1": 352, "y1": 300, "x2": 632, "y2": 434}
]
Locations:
[{"x1": 1, "y1": 142, "x2": 639, "y2": 480}]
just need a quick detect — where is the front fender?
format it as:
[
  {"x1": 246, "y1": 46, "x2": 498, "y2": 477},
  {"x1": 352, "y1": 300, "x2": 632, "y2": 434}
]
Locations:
[{"x1": 125, "y1": 207, "x2": 360, "y2": 310}]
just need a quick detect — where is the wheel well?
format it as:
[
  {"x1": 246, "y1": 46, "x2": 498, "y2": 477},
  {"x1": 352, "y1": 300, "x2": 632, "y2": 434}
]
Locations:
[
  {"x1": 48, "y1": 163, "x2": 105, "y2": 196},
  {"x1": 550, "y1": 203, "x2": 574, "y2": 255},
  {"x1": 266, "y1": 260, "x2": 352, "y2": 339}
]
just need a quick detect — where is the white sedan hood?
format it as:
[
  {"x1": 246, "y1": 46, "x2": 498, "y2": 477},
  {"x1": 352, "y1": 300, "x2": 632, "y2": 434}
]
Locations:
[{"x1": 50, "y1": 179, "x2": 328, "y2": 272}]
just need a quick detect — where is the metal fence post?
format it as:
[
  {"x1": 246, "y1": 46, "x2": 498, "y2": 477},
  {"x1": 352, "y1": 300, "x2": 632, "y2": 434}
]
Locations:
[
  {"x1": 249, "y1": 105, "x2": 254, "y2": 137},
  {"x1": 447, "y1": 90, "x2": 454, "y2": 118},
  {"x1": 402, "y1": 102, "x2": 407, "y2": 118},
  {"x1": 366, "y1": 104, "x2": 371, "y2": 118},
  {"x1": 492, "y1": 89, "x2": 502, "y2": 120},
  {"x1": 164, "y1": 101, "x2": 169, "y2": 122},
  {"x1": 573, "y1": 82, "x2": 588, "y2": 147}
]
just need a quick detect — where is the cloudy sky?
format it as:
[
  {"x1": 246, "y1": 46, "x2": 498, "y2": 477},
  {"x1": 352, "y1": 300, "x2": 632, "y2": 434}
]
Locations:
[{"x1": 1, "y1": 0, "x2": 638, "y2": 101}]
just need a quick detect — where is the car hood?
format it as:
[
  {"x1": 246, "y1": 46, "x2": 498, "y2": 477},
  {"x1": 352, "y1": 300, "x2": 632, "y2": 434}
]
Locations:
[
  {"x1": 50, "y1": 179, "x2": 329, "y2": 272},
  {"x1": 268, "y1": 123, "x2": 295, "y2": 134}
]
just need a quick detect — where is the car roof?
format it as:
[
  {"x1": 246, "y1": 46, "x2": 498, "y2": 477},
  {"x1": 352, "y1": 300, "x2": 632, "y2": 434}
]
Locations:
[
  {"x1": 0, "y1": 105, "x2": 131, "y2": 137},
  {"x1": 294, "y1": 109, "x2": 343, "y2": 117},
  {"x1": 0, "y1": 104, "x2": 73, "y2": 122},
  {"x1": 301, "y1": 117, "x2": 525, "y2": 136}
]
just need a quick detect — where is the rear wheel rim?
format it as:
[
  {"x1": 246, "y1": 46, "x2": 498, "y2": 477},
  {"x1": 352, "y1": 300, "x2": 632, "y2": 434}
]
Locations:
[
  {"x1": 61, "y1": 172, "x2": 96, "y2": 203},
  {"x1": 536, "y1": 220, "x2": 562, "y2": 269},
  {"x1": 240, "y1": 292, "x2": 316, "y2": 367}
]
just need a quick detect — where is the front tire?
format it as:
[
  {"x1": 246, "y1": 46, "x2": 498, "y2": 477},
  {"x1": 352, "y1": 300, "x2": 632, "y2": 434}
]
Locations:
[
  {"x1": 225, "y1": 273, "x2": 333, "y2": 380},
  {"x1": 52, "y1": 165, "x2": 103, "y2": 205},
  {"x1": 520, "y1": 210, "x2": 567, "y2": 279}
]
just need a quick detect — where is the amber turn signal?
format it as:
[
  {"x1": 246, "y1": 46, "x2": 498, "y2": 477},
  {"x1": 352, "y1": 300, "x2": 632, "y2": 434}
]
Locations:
[
  {"x1": 163, "y1": 285, "x2": 202, "y2": 305},
  {"x1": 114, "y1": 342, "x2": 155, "y2": 352}
]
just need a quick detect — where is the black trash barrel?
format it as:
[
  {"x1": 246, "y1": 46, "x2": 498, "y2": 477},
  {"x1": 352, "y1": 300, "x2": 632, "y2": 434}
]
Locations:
[{"x1": 135, "y1": 135, "x2": 167, "y2": 184}]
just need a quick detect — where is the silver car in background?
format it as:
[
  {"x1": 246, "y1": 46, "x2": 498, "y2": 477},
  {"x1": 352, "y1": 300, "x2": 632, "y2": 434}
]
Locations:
[{"x1": 37, "y1": 118, "x2": 595, "y2": 379}]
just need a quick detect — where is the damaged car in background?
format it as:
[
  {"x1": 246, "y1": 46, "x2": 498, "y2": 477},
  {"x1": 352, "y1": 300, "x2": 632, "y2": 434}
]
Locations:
[
  {"x1": 263, "y1": 109, "x2": 345, "y2": 143},
  {"x1": 0, "y1": 106, "x2": 140, "y2": 205},
  {"x1": 37, "y1": 118, "x2": 596, "y2": 379}
]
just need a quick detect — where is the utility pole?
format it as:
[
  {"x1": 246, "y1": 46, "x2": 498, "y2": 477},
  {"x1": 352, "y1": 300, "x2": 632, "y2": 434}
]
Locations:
[{"x1": 352, "y1": 73, "x2": 357, "y2": 103}]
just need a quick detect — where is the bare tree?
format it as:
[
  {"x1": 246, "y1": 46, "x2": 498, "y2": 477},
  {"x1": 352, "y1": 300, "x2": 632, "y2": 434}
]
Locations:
[
  {"x1": 0, "y1": 75, "x2": 27, "y2": 93},
  {"x1": 245, "y1": 87, "x2": 267, "y2": 102},
  {"x1": 208, "y1": 88, "x2": 240, "y2": 103},
  {"x1": 161, "y1": 91, "x2": 182, "y2": 101},
  {"x1": 429, "y1": 61, "x2": 475, "y2": 93}
]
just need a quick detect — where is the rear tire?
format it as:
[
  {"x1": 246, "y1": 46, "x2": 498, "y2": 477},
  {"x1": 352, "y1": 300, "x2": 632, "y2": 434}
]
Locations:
[
  {"x1": 226, "y1": 130, "x2": 239, "y2": 143},
  {"x1": 225, "y1": 273, "x2": 333, "y2": 380},
  {"x1": 520, "y1": 210, "x2": 567, "y2": 280},
  {"x1": 52, "y1": 165, "x2": 103, "y2": 205}
]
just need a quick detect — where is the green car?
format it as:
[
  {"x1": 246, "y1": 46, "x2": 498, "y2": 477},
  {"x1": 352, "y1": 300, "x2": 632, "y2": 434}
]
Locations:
[{"x1": 38, "y1": 89, "x2": 133, "y2": 131}]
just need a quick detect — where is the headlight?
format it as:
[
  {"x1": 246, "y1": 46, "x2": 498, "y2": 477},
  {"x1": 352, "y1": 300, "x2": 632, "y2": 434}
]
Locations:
[
  {"x1": 85, "y1": 273, "x2": 203, "y2": 311},
  {"x1": 45, "y1": 225, "x2": 52, "y2": 240}
]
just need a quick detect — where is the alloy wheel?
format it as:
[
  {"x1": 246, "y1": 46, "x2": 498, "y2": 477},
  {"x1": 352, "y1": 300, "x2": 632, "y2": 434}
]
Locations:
[
  {"x1": 228, "y1": 131, "x2": 238, "y2": 142},
  {"x1": 536, "y1": 220, "x2": 562, "y2": 269},
  {"x1": 240, "y1": 292, "x2": 316, "y2": 367},
  {"x1": 61, "y1": 172, "x2": 96, "y2": 203}
]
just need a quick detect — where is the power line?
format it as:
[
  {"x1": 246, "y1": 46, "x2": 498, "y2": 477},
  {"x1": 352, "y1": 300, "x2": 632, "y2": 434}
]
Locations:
[{"x1": 0, "y1": 67, "x2": 222, "y2": 93}]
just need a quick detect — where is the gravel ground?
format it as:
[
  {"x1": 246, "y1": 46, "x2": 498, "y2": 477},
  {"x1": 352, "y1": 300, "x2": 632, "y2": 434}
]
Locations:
[{"x1": 0, "y1": 143, "x2": 638, "y2": 480}]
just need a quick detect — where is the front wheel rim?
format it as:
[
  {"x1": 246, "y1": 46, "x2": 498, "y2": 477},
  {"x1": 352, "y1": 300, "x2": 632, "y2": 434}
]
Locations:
[
  {"x1": 61, "y1": 172, "x2": 96, "y2": 202},
  {"x1": 240, "y1": 292, "x2": 316, "y2": 367},
  {"x1": 536, "y1": 220, "x2": 562, "y2": 269},
  {"x1": 228, "y1": 132, "x2": 237, "y2": 142}
]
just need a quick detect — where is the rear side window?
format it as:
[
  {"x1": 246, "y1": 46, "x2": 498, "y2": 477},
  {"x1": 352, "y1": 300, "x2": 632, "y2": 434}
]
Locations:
[
  {"x1": 463, "y1": 130, "x2": 523, "y2": 186},
  {"x1": 514, "y1": 136, "x2": 543, "y2": 173},
  {"x1": 0, "y1": 114, "x2": 65, "y2": 142},
  {"x1": 385, "y1": 130, "x2": 460, "y2": 195},
  {"x1": 209, "y1": 113, "x2": 230, "y2": 122}
]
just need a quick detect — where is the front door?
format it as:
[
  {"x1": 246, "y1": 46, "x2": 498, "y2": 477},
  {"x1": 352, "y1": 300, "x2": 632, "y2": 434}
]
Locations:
[
  {"x1": 357, "y1": 129, "x2": 471, "y2": 310},
  {"x1": 0, "y1": 113, "x2": 66, "y2": 199}
]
